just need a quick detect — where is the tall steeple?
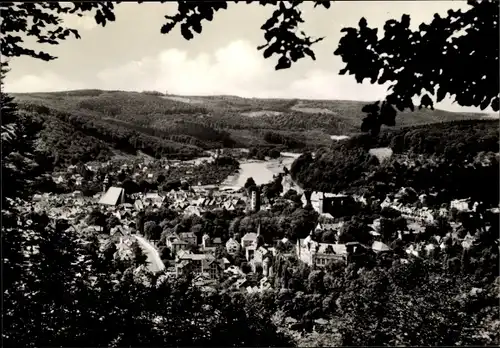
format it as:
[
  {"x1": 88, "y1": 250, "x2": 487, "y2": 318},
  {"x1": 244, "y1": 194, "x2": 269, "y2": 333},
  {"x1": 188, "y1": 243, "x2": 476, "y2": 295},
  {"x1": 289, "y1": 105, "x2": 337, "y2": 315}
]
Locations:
[{"x1": 257, "y1": 221, "x2": 261, "y2": 236}]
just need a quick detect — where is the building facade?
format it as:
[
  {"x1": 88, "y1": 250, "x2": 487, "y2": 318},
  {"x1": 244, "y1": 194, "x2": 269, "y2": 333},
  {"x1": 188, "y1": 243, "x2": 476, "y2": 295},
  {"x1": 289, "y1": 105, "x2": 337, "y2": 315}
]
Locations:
[{"x1": 296, "y1": 235, "x2": 347, "y2": 267}]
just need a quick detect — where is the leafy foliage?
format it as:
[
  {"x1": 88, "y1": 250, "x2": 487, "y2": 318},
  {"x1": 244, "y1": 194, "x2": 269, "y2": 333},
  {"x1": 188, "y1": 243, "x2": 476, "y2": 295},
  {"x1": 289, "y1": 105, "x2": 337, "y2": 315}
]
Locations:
[
  {"x1": 1, "y1": 2, "x2": 116, "y2": 61},
  {"x1": 334, "y1": 0, "x2": 499, "y2": 133}
]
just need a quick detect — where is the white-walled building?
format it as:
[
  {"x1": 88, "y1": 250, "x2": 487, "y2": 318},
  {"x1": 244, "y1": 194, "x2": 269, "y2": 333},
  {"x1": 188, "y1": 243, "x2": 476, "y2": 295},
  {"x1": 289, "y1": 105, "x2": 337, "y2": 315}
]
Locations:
[{"x1": 296, "y1": 234, "x2": 347, "y2": 267}]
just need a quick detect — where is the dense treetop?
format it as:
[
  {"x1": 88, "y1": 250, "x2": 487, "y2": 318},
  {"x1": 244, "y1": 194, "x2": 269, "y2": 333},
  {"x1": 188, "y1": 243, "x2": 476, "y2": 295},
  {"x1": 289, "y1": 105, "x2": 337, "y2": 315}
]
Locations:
[{"x1": 290, "y1": 118, "x2": 499, "y2": 202}]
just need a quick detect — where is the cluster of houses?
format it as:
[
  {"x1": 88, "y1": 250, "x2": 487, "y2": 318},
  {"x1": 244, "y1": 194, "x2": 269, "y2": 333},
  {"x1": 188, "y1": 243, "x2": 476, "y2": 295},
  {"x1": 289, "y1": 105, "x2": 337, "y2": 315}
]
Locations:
[
  {"x1": 35, "y1": 158, "x2": 499, "y2": 293},
  {"x1": 169, "y1": 191, "x2": 247, "y2": 216},
  {"x1": 153, "y1": 222, "x2": 275, "y2": 293},
  {"x1": 97, "y1": 180, "x2": 250, "y2": 216}
]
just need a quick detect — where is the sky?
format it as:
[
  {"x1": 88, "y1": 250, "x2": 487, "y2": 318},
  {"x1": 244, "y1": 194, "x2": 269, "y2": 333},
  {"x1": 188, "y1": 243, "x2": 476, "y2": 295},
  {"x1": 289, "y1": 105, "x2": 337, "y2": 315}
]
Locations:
[{"x1": 4, "y1": 1, "x2": 494, "y2": 113}]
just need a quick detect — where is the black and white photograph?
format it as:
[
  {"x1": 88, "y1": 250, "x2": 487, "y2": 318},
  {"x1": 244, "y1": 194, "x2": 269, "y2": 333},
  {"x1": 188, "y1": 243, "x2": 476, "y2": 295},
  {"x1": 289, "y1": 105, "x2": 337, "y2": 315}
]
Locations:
[{"x1": 1, "y1": 0, "x2": 499, "y2": 346}]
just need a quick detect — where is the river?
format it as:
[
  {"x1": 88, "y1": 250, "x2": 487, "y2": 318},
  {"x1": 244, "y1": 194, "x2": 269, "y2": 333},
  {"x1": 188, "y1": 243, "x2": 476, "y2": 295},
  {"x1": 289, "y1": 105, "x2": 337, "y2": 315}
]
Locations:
[
  {"x1": 213, "y1": 133, "x2": 352, "y2": 189},
  {"x1": 222, "y1": 152, "x2": 299, "y2": 187},
  {"x1": 221, "y1": 142, "x2": 389, "y2": 189}
]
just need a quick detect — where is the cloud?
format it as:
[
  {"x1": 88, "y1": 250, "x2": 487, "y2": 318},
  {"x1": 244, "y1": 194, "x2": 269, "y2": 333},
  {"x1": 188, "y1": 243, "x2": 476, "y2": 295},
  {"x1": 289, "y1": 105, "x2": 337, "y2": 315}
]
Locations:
[
  {"x1": 95, "y1": 39, "x2": 389, "y2": 101},
  {"x1": 61, "y1": 12, "x2": 98, "y2": 31},
  {"x1": 4, "y1": 39, "x2": 493, "y2": 113},
  {"x1": 5, "y1": 72, "x2": 84, "y2": 93}
]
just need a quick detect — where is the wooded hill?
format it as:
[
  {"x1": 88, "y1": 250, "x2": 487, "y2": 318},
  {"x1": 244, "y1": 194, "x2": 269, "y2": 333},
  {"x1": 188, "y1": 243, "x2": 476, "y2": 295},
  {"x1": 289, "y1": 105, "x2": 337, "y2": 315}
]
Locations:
[
  {"x1": 12, "y1": 89, "x2": 492, "y2": 164},
  {"x1": 290, "y1": 119, "x2": 499, "y2": 205}
]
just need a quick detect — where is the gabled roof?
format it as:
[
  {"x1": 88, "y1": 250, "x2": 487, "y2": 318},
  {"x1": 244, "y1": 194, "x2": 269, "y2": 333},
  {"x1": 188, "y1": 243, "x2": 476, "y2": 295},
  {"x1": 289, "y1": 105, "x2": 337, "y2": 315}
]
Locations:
[
  {"x1": 171, "y1": 239, "x2": 190, "y2": 245},
  {"x1": 299, "y1": 239, "x2": 347, "y2": 256},
  {"x1": 224, "y1": 201, "x2": 235, "y2": 210},
  {"x1": 242, "y1": 232, "x2": 258, "y2": 241},
  {"x1": 317, "y1": 243, "x2": 347, "y2": 255},
  {"x1": 316, "y1": 222, "x2": 338, "y2": 231},
  {"x1": 99, "y1": 187, "x2": 124, "y2": 206},
  {"x1": 233, "y1": 278, "x2": 247, "y2": 288},
  {"x1": 372, "y1": 241, "x2": 391, "y2": 252},
  {"x1": 320, "y1": 212, "x2": 335, "y2": 220},
  {"x1": 203, "y1": 247, "x2": 216, "y2": 254}
]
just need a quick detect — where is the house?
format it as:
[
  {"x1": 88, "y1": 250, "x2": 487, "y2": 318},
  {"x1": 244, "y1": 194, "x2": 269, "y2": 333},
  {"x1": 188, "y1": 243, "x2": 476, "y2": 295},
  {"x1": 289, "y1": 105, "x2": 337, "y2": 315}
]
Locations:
[
  {"x1": 144, "y1": 192, "x2": 165, "y2": 207},
  {"x1": 53, "y1": 175, "x2": 65, "y2": 184},
  {"x1": 319, "y1": 212, "x2": 335, "y2": 220},
  {"x1": 202, "y1": 246, "x2": 216, "y2": 255},
  {"x1": 250, "y1": 246, "x2": 273, "y2": 276},
  {"x1": 202, "y1": 234, "x2": 222, "y2": 250},
  {"x1": 192, "y1": 273, "x2": 217, "y2": 288},
  {"x1": 244, "y1": 243, "x2": 257, "y2": 262},
  {"x1": 405, "y1": 244, "x2": 420, "y2": 257},
  {"x1": 226, "y1": 237, "x2": 241, "y2": 255},
  {"x1": 171, "y1": 240, "x2": 190, "y2": 254},
  {"x1": 230, "y1": 277, "x2": 247, "y2": 291},
  {"x1": 241, "y1": 231, "x2": 258, "y2": 249},
  {"x1": 184, "y1": 205, "x2": 202, "y2": 217},
  {"x1": 275, "y1": 237, "x2": 295, "y2": 256},
  {"x1": 110, "y1": 225, "x2": 126, "y2": 237},
  {"x1": 225, "y1": 265, "x2": 244, "y2": 277},
  {"x1": 241, "y1": 224, "x2": 262, "y2": 261},
  {"x1": 246, "y1": 285, "x2": 260, "y2": 294},
  {"x1": 315, "y1": 221, "x2": 342, "y2": 232},
  {"x1": 451, "y1": 198, "x2": 471, "y2": 212},
  {"x1": 99, "y1": 187, "x2": 125, "y2": 206},
  {"x1": 134, "y1": 199, "x2": 144, "y2": 211},
  {"x1": 175, "y1": 252, "x2": 223, "y2": 279},
  {"x1": 259, "y1": 276, "x2": 272, "y2": 291},
  {"x1": 223, "y1": 200, "x2": 236, "y2": 211},
  {"x1": 302, "y1": 191, "x2": 353, "y2": 215},
  {"x1": 179, "y1": 232, "x2": 197, "y2": 245},
  {"x1": 296, "y1": 233, "x2": 347, "y2": 267},
  {"x1": 165, "y1": 234, "x2": 191, "y2": 254}
]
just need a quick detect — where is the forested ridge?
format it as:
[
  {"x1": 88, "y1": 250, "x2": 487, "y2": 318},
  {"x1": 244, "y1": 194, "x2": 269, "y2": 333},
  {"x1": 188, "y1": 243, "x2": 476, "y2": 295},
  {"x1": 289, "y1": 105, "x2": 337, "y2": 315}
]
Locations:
[
  {"x1": 12, "y1": 89, "x2": 491, "y2": 164},
  {"x1": 291, "y1": 119, "x2": 499, "y2": 205}
]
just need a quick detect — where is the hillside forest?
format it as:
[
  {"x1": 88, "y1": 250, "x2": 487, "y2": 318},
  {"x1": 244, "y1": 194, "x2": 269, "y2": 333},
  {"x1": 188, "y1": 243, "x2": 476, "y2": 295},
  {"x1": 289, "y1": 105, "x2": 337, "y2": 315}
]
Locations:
[{"x1": 12, "y1": 90, "x2": 492, "y2": 166}]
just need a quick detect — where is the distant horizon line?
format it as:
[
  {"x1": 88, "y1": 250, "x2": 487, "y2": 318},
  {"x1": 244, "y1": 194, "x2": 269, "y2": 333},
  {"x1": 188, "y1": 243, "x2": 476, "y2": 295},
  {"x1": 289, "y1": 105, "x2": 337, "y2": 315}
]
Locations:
[{"x1": 8, "y1": 88, "x2": 496, "y2": 115}]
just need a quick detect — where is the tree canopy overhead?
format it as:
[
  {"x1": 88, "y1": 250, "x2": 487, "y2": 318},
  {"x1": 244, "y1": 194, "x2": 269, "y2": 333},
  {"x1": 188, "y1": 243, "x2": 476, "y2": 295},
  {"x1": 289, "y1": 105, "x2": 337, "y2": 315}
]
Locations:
[
  {"x1": 1, "y1": 0, "x2": 498, "y2": 134},
  {"x1": 334, "y1": 0, "x2": 499, "y2": 134}
]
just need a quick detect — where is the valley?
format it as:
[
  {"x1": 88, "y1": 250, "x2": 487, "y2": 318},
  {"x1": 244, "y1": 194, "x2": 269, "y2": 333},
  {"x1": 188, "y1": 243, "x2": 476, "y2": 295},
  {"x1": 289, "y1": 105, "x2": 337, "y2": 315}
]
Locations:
[{"x1": 12, "y1": 89, "x2": 490, "y2": 167}]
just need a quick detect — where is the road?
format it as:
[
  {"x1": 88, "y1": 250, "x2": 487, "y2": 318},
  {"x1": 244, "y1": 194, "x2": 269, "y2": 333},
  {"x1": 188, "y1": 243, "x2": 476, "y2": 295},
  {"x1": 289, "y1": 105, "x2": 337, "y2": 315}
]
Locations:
[{"x1": 134, "y1": 235, "x2": 165, "y2": 272}]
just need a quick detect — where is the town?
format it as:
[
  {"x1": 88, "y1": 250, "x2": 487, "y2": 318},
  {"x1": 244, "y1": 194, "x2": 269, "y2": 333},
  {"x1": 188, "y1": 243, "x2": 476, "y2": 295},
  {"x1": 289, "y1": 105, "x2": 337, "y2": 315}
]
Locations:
[{"x1": 19, "y1": 151, "x2": 496, "y2": 300}]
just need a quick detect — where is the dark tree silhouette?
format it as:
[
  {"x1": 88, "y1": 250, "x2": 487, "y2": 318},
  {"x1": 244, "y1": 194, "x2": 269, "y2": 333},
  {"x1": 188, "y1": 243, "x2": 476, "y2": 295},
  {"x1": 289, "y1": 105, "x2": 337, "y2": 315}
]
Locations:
[
  {"x1": 1, "y1": 2, "x2": 116, "y2": 61},
  {"x1": 334, "y1": 0, "x2": 499, "y2": 133},
  {"x1": 244, "y1": 177, "x2": 257, "y2": 190}
]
